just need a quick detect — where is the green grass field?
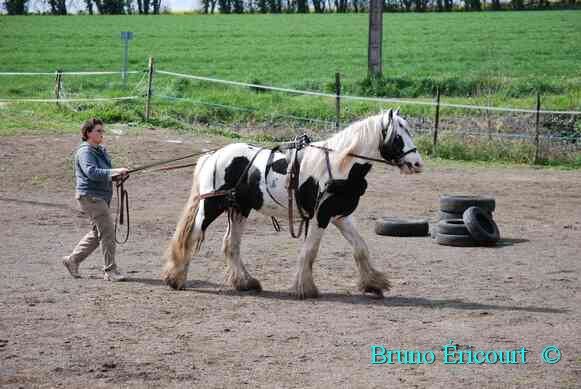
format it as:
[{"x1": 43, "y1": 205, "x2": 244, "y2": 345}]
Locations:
[
  {"x1": 1, "y1": 12, "x2": 581, "y2": 86},
  {"x1": 0, "y1": 12, "x2": 580, "y2": 166}
]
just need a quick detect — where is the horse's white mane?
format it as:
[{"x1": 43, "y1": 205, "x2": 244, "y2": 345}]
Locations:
[
  {"x1": 314, "y1": 110, "x2": 399, "y2": 175},
  {"x1": 323, "y1": 113, "x2": 384, "y2": 156}
]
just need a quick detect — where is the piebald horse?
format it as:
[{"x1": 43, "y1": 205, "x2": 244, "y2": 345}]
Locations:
[{"x1": 162, "y1": 109, "x2": 423, "y2": 299}]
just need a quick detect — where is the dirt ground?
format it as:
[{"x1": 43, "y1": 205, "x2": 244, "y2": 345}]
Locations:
[{"x1": 1, "y1": 129, "x2": 580, "y2": 388}]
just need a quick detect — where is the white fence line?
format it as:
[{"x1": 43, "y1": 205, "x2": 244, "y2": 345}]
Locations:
[
  {"x1": 0, "y1": 71, "x2": 142, "y2": 76},
  {"x1": 156, "y1": 69, "x2": 581, "y2": 116},
  {"x1": 0, "y1": 96, "x2": 139, "y2": 103}
]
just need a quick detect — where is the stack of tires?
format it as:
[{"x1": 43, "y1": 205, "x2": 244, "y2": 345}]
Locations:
[{"x1": 435, "y1": 195, "x2": 501, "y2": 247}]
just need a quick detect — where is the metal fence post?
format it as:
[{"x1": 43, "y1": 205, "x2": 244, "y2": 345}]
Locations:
[
  {"x1": 145, "y1": 57, "x2": 155, "y2": 122},
  {"x1": 335, "y1": 72, "x2": 341, "y2": 130},
  {"x1": 534, "y1": 92, "x2": 542, "y2": 164},
  {"x1": 433, "y1": 88, "x2": 441, "y2": 157},
  {"x1": 54, "y1": 69, "x2": 63, "y2": 107}
]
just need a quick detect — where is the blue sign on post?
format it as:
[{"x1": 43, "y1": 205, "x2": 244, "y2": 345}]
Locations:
[
  {"x1": 121, "y1": 31, "x2": 134, "y2": 41},
  {"x1": 121, "y1": 32, "x2": 134, "y2": 88}
]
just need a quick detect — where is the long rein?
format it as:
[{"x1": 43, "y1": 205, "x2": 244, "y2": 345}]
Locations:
[{"x1": 112, "y1": 147, "x2": 224, "y2": 244}]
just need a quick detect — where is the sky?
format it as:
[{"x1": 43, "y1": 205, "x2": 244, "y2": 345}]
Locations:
[{"x1": 24, "y1": 0, "x2": 202, "y2": 13}]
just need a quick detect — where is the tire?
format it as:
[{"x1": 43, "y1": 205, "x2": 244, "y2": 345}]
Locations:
[
  {"x1": 438, "y1": 210, "x2": 463, "y2": 221},
  {"x1": 440, "y1": 195, "x2": 496, "y2": 214},
  {"x1": 463, "y1": 206, "x2": 500, "y2": 243},
  {"x1": 374, "y1": 217, "x2": 429, "y2": 237},
  {"x1": 435, "y1": 232, "x2": 481, "y2": 247},
  {"x1": 437, "y1": 219, "x2": 469, "y2": 236}
]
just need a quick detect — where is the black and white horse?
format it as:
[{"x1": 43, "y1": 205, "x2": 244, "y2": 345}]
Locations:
[{"x1": 162, "y1": 109, "x2": 423, "y2": 299}]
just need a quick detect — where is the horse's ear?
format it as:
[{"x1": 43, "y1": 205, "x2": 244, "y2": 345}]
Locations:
[{"x1": 381, "y1": 109, "x2": 392, "y2": 130}]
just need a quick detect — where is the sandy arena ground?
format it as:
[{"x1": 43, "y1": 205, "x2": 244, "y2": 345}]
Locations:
[{"x1": 1, "y1": 130, "x2": 580, "y2": 388}]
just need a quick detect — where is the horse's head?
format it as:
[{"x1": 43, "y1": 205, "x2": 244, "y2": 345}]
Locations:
[{"x1": 379, "y1": 109, "x2": 424, "y2": 174}]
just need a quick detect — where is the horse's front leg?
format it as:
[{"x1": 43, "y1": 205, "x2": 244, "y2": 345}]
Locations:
[
  {"x1": 332, "y1": 216, "x2": 390, "y2": 298},
  {"x1": 291, "y1": 225, "x2": 325, "y2": 299}
]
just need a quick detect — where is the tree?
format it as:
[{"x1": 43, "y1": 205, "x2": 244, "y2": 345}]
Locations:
[
  {"x1": 84, "y1": 0, "x2": 94, "y2": 14},
  {"x1": 217, "y1": 0, "x2": 231, "y2": 12},
  {"x1": 312, "y1": 0, "x2": 325, "y2": 12},
  {"x1": 200, "y1": 0, "x2": 217, "y2": 13},
  {"x1": 414, "y1": 0, "x2": 428, "y2": 11},
  {"x1": 48, "y1": 0, "x2": 67, "y2": 14},
  {"x1": 465, "y1": 0, "x2": 481, "y2": 10},
  {"x1": 232, "y1": 0, "x2": 243, "y2": 12},
  {"x1": 511, "y1": 0, "x2": 524, "y2": 9},
  {"x1": 400, "y1": 0, "x2": 413, "y2": 11},
  {"x1": 151, "y1": 0, "x2": 160, "y2": 13},
  {"x1": 92, "y1": 0, "x2": 126, "y2": 14},
  {"x1": 296, "y1": 0, "x2": 306, "y2": 12},
  {"x1": 4, "y1": 0, "x2": 29, "y2": 14}
]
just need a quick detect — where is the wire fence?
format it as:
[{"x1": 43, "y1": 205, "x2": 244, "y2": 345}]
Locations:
[{"x1": 1, "y1": 63, "x2": 580, "y2": 163}]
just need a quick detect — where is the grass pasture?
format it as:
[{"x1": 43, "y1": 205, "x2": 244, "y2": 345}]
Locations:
[{"x1": 0, "y1": 11, "x2": 580, "y2": 165}]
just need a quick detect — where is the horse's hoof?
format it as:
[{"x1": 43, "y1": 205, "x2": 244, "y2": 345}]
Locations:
[
  {"x1": 166, "y1": 280, "x2": 185, "y2": 290},
  {"x1": 291, "y1": 285, "x2": 319, "y2": 300},
  {"x1": 162, "y1": 272, "x2": 186, "y2": 290},
  {"x1": 363, "y1": 286, "x2": 384, "y2": 299},
  {"x1": 237, "y1": 277, "x2": 262, "y2": 292}
]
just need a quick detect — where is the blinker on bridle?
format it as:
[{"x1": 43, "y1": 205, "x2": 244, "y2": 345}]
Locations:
[{"x1": 379, "y1": 113, "x2": 417, "y2": 167}]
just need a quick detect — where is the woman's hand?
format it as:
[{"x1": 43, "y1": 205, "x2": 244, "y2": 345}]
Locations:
[{"x1": 111, "y1": 167, "x2": 129, "y2": 181}]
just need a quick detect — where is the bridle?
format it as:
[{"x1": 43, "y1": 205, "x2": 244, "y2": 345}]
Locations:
[{"x1": 378, "y1": 115, "x2": 417, "y2": 167}]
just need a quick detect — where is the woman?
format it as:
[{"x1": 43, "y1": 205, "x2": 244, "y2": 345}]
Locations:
[{"x1": 63, "y1": 118, "x2": 129, "y2": 281}]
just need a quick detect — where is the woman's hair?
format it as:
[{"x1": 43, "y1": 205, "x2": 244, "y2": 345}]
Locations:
[{"x1": 81, "y1": 118, "x2": 104, "y2": 141}]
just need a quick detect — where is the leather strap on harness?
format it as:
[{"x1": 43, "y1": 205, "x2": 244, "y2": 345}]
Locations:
[
  {"x1": 285, "y1": 135, "x2": 312, "y2": 239},
  {"x1": 200, "y1": 147, "x2": 266, "y2": 206}
]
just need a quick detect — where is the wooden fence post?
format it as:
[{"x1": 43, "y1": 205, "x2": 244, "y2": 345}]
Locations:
[
  {"x1": 335, "y1": 72, "x2": 341, "y2": 130},
  {"x1": 145, "y1": 57, "x2": 155, "y2": 122},
  {"x1": 534, "y1": 92, "x2": 542, "y2": 164},
  {"x1": 54, "y1": 69, "x2": 63, "y2": 107},
  {"x1": 432, "y1": 88, "x2": 441, "y2": 157}
]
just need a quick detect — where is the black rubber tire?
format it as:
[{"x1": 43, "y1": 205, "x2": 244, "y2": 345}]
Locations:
[
  {"x1": 438, "y1": 210, "x2": 463, "y2": 221},
  {"x1": 374, "y1": 217, "x2": 430, "y2": 237},
  {"x1": 437, "y1": 219, "x2": 470, "y2": 235},
  {"x1": 435, "y1": 232, "x2": 481, "y2": 247},
  {"x1": 440, "y1": 195, "x2": 496, "y2": 214},
  {"x1": 463, "y1": 206, "x2": 501, "y2": 243}
]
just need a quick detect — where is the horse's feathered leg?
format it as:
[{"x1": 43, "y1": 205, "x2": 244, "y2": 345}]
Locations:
[
  {"x1": 222, "y1": 209, "x2": 262, "y2": 292},
  {"x1": 332, "y1": 216, "x2": 390, "y2": 298},
  {"x1": 291, "y1": 225, "x2": 325, "y2": 299}
]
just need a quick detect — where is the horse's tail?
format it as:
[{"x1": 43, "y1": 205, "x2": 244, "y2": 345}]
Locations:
[{"x1": 162, "y1": 153, "x2": 211, "y2": 289}]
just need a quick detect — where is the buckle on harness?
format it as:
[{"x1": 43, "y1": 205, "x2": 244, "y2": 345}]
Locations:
[{"x1": 294, "y1": 133, "x2": 311, "y2": 150}]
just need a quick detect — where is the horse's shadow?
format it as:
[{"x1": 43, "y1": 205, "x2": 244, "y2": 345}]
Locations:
[{"x1": 126, "y1": 277, "x2": 566, "y2": 314}]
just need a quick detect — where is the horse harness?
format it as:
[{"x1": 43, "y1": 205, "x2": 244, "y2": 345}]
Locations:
[{"x1": 113, "y1": 118, "x2": 417, "y2": 243}]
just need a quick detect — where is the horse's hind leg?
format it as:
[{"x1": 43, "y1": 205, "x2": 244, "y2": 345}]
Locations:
[
  {"x1": 223, "y1": 210, "x2": 262, "y2": 292},
  {"x1": 332, "y1": 216, "x2": 390, "y2": 298},
  {"x1": 163, "y1": 197, "x2": 207, "y2": 290},
  {"x1": 291, "y1": 225, "x2": 325, "y2": 299}
]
